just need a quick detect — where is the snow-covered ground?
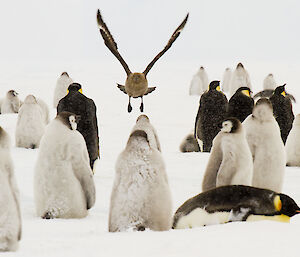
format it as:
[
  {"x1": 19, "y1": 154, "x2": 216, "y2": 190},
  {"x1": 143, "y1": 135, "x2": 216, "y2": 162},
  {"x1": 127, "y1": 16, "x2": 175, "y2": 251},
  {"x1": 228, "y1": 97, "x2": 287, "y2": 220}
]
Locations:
[{"x1": 0, "y1": 60, "x2": 300, "y2": 257}]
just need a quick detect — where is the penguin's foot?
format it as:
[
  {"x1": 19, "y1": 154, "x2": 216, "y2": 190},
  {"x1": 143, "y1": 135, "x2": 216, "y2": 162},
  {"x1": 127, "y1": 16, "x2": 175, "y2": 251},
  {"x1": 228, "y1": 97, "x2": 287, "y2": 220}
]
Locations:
[
  {"x1": 140, "y1": 102, "x2": 144, "y2": 112},
  {"x1": 42, "y1": 211, "x2": 54, "y2": 219},
  {"x1": 128, "y1": 103, "x2": 132, "y2": 113}
]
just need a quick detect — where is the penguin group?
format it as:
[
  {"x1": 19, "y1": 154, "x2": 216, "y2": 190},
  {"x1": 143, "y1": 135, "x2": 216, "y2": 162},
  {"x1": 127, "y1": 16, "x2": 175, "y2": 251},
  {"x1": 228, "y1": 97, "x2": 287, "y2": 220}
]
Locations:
[{"x1": 0, "y1": 9, "x2": 299, "y2": 254}]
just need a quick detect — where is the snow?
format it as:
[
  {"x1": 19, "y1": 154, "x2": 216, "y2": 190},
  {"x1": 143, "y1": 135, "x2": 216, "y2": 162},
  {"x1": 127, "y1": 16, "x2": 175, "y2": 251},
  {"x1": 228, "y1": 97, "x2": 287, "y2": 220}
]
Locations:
[
  {"x1": 0, "y1": 60, "x2": 299, "y2": 257},
  {"x1": 0, "y1": 0, "x2": 299, "y2": 255}
]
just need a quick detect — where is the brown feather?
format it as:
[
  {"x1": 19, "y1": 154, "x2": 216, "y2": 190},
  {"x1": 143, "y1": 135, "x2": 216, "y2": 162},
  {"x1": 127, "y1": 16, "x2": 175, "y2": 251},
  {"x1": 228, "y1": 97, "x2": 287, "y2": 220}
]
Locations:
[
  {"x1": 97, "y1": 10, "x2": 131, "y2": 75},
  {"x1": 144, "y1": 87, "x2": 156, "y2": 95},
  {"x1": 117, "y1": 84, "x2": 127, "y2": 94},
  {"x1": 143, "y1": 13, "x2": 189, "y2": 76}
]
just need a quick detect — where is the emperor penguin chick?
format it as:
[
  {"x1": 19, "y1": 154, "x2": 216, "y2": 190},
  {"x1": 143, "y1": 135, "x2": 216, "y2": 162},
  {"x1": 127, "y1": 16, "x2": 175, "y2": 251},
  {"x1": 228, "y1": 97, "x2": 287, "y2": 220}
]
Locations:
[
  {"x1": 243, "y1": 98, "x2": 285, "y2": 192},
  {"x1": 0, "y1": 127, "x2": 22, "y2": 251},
  {"x1": 179, "y1": 133, "x2": 200, "y2": 153},
  {"x1": 15, "y1": 95, "x2": 46, "y2": 149},
  {"x1": 34, "y1": 112, "x2": 96, "y2": 219},
  {"x1": 229, "y1": 63, "x2": 252, "y2": 97},
  {"x1": 131, "y1": 114, "x2": 161, "y2": 151},
  {"x1": 1, "y1": 90, "x2": 21, "y2": 114},
  {"x1": 189, "y1": 66, "x2": 209, "y2": 95},
  {"x1": 202, "y1": 117, "x2": 253, "y2": 192},
  {"x1": 53, "y1": 72, "x2": 73, "y2": 108},
  {"x1": 221, "y1": 67, "x2": 232, "y2": 93},
  {"x1": 109, "y1": 130, "x2": 172, "y2": 232},
  {"x1": 286, "y1": 114, "x2": 300, "y2": 166}
]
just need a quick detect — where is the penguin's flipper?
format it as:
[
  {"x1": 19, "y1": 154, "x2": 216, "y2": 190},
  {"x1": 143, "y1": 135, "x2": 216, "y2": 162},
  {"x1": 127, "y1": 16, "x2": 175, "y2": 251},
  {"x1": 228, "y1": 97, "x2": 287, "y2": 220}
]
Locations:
[
  {"x1": 253, "y1": 89, "x2": 273, "y2": 99},
  {"x1": 117, "y1": 84, "x2": 127, "y2": 95},
  {"x1": 228, "y1": 206, "x2": 251, "y2": 222},
  {"x1": 144, "y1": 87, "x2": 156, "y2": 96},
  {"x1": 287, "y1": 93, "x2": 296, "y2": 103}
]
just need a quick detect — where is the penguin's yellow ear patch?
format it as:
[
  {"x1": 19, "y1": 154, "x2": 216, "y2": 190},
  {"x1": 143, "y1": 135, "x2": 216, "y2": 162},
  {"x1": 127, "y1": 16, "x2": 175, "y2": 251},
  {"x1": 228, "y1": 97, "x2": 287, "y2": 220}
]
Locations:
[
  {"x1": 274, "y1": 195, "x2": 282, "y2": 211},
  {"x1": 67, "y1": 89, "x2": 69, "y2": 94},
  {"x1": 79, "y1": 88, "x2": 83, "y2": 94},
  {"x1": 281, "y1": 91, "x2": 286, "y2": 97},
  {"x1": 242, "y1": 90, "x2": 250, "y2": 97},
  {"x1": 216, "y1": 86, "x2": 221, "y2": 91}
]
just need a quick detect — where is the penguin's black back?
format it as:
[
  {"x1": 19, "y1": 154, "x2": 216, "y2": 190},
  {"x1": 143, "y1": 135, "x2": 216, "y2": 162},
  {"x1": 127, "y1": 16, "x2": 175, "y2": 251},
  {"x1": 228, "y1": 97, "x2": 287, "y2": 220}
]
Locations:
[
  {"x1": 195, "y1": 90, "x2": 228, "y2": 152},
  {"x1": 227, "y1": 88, "x2": 254, "y2": 122},
  {"x1": 269, "y1": 92, "x2": 294, "y2": 144},
  {"x1": 57, "y1": 89, "x2": 100, "y2": 169}
]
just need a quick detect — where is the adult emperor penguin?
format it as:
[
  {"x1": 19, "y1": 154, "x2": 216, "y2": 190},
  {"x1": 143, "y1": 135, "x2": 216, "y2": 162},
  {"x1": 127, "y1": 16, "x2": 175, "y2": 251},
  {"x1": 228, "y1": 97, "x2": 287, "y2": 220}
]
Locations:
[
  {"x1": 34, "y1": 112, "x2": 96, "y2": 219},
  {"x1": 269, "y1": 84, "x2": 294, "y2": 144},
  {"x1": 57, "y1": 83, "x2": 100, "y2": 171},
  {"x1": 172, "y1": 185, "x2": 300, "y2": 229},
  {"x1": 194, "y1": 81, "x2": 228, "y2": 152},
  {"x1": 0, "y1": 127, "x2": 21, "y2": 251},
  {"x1": 15, "y1": 95, "x2": 46, "y2": 149},
  {"x1": 286, "y1": 114, "x2": 300, "y2": 166},
  {"x1": 179, "y1": 133, "x2": 200, "y2": 153},
  {"x1": 227, "y1": 86, "x2": 254, "y2": 122},
  {"x1": 254, "y1": 75, "x2": 296, "y2": 103},
  {"x1": 243, "y1": 98, "x2": 285, "y2": 192},
  {"x1": 109, "y1": 129, "x2": 172, "y2": 232},
  {"x1": 1, "y1": 90, "x2": 21, "y2": 114},
  {"x1": 229, "y1": 63, "x2": 252, "y2": 97},
  {"x1": 132, "y1": 114, "x2": 161, "y2": 151},
  {"x1": 221, "y1": 67, "x2": 232, "y2": 93},
  {"x1": 97, "y1": 10, "x2": 189, "y2": 112},
  {"x1": 189, "y1": 66, "x2": 209, "y2": 95},
  {"x1": 53, "y1": 72, "x2": 73, "y2": 108},
  {"x1": 202, "y1": 117, "x2": 253, "y2": 192}
]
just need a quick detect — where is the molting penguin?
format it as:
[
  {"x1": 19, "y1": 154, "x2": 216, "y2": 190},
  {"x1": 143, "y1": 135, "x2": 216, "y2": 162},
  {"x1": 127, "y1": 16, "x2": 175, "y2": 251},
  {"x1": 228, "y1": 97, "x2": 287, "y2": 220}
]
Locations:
[
  {"x1": 109, "y1": 129, "x2": 172, "y2": 232},
  {"x1": 132, "y1": 114, "x2": 161, "y2": 151},
  {"x1": 229, "y1": 63, "x2": 252, "y2": 97},
  {"x1": 221, "y1": 67, "x2": 232, "y2": 93},
  {"x1": 0, "y1": 127, "x2": 21, "y2": 251},
  {"x1": 179, "y1": 133, "x2": 200, "y2": 153},
  {"x1": 227, "y1": 87, "x2": 254, "y2": 122},
  {"x1": 202, "y1": 117, "x2": 253, "y2": 192},
  {"x1": 1, "y1": 90, "x2": 21, "y2": 114},
  {"x1": 34, "y1": 112, "x2": 96, "y2": 219},
  {"x1": 15, "y1": 95, "x2": 46, "y2": 149},
  {"x1": 53, "y1": 72, "x2": 73, "y2": 108},
  {"x1": 97, "y1": 10, "x2": 188, "y2": 112},
  {"x1": 243, "y1": 98, "x2": 285, "y2": 192},
  {"x1": 269, "y1": 84, "x2": 294, "y2": 144},
  {"x1": 172, "y1": 185, "x2": 300, "y2": 229},
  {"x1": 189, "y1": 66, "x2": 209, "y2": 95},
  {"x1": 195, "y1": 81, "x2": 228, "y2": 152},
  {"x1": 57, "y1": 83, "x2": 100, "y2": 171},
  {"x1": 286, "y1": 114, "x2": 300, "y2": 166}
]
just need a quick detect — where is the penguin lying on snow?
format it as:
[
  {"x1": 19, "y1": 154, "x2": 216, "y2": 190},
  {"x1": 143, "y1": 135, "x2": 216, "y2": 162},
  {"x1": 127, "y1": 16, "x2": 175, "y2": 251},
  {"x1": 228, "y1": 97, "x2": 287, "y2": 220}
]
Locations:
[
  {"x1": 269, "y1": 84, "x2": 294, "y2": 144},
  {"x1": 173, "y1": 185, "x2": 300, "y2": 229},
  {"x1": 179, "y1": 133, "x2": 200, "y2": 153},
  {"x1": 202, "y1": 117, "x2": 253, "y2": 192},
  {"x1": 34, "y1": 112, "x2": 96, "y2": 219},
  {"x1": 97, "y1": 10, "x2": 188, "y2": 112},
  {"x1": 194, "y1": 80, "x2": 228, "y2": 152},
  {"x1": 0, "y1": 127, "x2": 21, "y2": 251},
  {"x1": 227, "y1": 86, "x2": 254, "y2": 122},
  {"x1": 109, "y1": 128, "x2": 172, "y2": 232},
  {"x1": 57, "y1": 83, "x2": 100, "y2": 171}
]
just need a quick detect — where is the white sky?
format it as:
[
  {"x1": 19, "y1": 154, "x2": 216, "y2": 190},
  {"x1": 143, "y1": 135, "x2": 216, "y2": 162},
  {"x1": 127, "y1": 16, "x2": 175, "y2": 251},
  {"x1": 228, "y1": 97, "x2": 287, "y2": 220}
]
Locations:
[{"x1": 0, "y1": 0, "x2": 299, "y2": 65}]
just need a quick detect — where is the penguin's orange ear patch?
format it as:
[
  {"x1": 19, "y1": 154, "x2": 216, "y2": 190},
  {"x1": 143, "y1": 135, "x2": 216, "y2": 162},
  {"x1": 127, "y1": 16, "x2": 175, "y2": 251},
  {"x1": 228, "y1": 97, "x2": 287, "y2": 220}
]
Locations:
[
  {"x1": 242, "y1": 90, "x2": 250, "y2": 97},
  {"x1": 79, "y1": 88, "x2": 83, "y2": 94},
  {"x1": 216, "y1": 86, "x2": 221, "y2": 91},
  {"x1": 274, "y1": 195, "x2": 282, "y2": 211},
  {"x1": 281, "y1": 91, "x2": 286, "y2": 97}
]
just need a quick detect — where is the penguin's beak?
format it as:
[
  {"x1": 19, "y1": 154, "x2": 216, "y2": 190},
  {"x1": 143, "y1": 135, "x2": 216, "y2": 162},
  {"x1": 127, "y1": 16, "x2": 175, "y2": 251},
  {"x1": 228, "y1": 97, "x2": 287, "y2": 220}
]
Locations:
[{"x1": 296, "y1": 210, "x2": 300, "y2": 213}]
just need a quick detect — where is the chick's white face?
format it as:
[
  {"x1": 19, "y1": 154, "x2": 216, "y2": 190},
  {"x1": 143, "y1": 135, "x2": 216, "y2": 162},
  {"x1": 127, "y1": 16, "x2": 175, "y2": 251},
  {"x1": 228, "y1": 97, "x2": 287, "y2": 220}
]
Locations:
[
  {"x1": 69, "y1": 115, "x2": 77, "y2": 130},
  {"x1": 221, "y1": 121, "x2": 233, "y2": 133}
]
